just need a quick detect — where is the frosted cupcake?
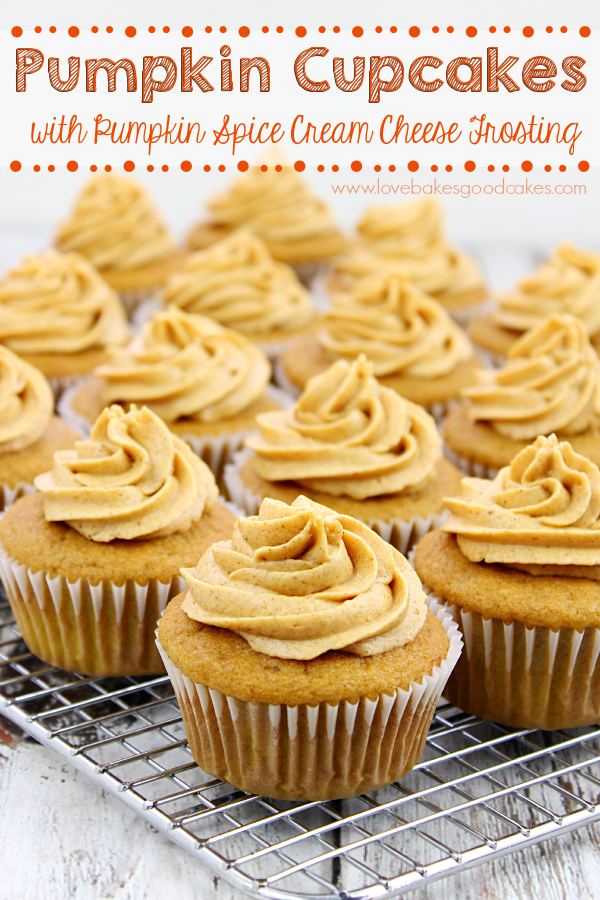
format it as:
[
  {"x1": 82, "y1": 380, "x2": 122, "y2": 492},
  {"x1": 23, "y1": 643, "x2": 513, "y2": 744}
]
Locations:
[
  {"x1": 444, "y1": 315, "x2": 600, "y2": 477},
  {"x1": 415, "y1": 435, "x2": 600, "y2": 729},
  {"x1": 0, "y1": 404, "x2": 235, "y2": 676},
  {"x1": 280, "y1": 269, "x2": 482, "y2": 419},
  {"x1": 227, "y1": 356, "x2": 462, "y2": 554},
  {"x1": 55, "y1": 173, "x2": 182, "y2": 313},
  {"x1": 329, "y1": 200, "x2": 487, "y2": 322},
  {"x1": 469, "y1": 244, "x2": 600, "y2": 364},
  {"x1": 161, "y1": 229, "x2": 316, "y2": 358},
  {"x1": 0, "y1": 345, "x2": 78, "y2": 511},
  {"x1": 157, "y1": 495, "x2": 462, "y2": 800},
  {"x1": 0, "y1": 250, "x2": 129, "y2": 396},
  {"x1": 187, "y1": 165, "x2": 347, "y2": 283}
]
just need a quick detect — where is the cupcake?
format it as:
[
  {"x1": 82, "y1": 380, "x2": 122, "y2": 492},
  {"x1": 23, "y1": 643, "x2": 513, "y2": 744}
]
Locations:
[
  {"x1": 444, "y1": 315, "x2": 600, "y2": 477},
  {"x1": 469, "y1": 244, "x2": 600, "y2": 364},
  {"x1": 0, "y1": 404, "x2": 236, "y2": 676},
  {"x1": 226, "y1": 355, "x2": 462, "y2": 554},
  {"x1": 55, "y1": 173, "x2": 183, "y2": 313},
  {"x1": 0, "y1": 250, "x2": 129, "y2": 396},
  {"x1": 414, "y1": 434, "x2": 600, "y2": 730},
  {"x1": 187, "y1": 164, "x2": 347, "y2": 283},
  {"x1": 329, "y1": 200, "x2": 487, "y2": 322},
  {"x1": 161, "y1": 229, "x2": 316, "y2": 358},
  {"x1": 0, "y1": 345, "x2": 78, "y2": 511},
  {"x1": 280, "y1": 269, "x2": 482, "y2": 419},
  {"x1": 157, "y1": 494, "x2": 462, "y2": 800},
  {"x1": 60, "y1": 305, "x2": 283, "y2": 478}
]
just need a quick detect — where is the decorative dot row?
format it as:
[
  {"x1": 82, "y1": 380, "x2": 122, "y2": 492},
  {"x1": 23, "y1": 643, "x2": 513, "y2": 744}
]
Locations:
[
  {"x1": 9, "y1": 160, "x2": 590, "y2": 174},
  {"x1": 10, "y1": 25, "x2": 592, "y2": 38}
]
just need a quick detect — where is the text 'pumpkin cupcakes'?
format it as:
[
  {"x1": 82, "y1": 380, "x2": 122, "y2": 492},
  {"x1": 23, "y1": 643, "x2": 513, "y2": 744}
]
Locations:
[
  {"x1": 0, "y1": 250, "x2": 129, "y2": 396},
  {"x1": 226, "y1": 356, "x2": 462, "y2": 554},
  {"x1": 0, "y1": 404, "x2": 235, "y2": 676},
  {"x1": 444, "y1": 315, "x2": 600, "y2": 477},
  {"x1": 0, "y1": 346, "x2": 78, "y2": 511},
  {"x1": 415, "y1": 435, "x2": 600, "y2": 730},
  {"x1": 157, "y1": 495, "x2": 462, "y2": 800}
]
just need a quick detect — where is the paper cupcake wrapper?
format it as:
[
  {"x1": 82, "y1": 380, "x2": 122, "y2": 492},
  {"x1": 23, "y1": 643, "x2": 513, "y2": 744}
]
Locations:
[
  {"x1": 155, "y1": 595, "x2": 462, "y2": 801},
  {"x1": 119, "y1": 288, "x2": 159, "y2": 320},
  {"x1": 291, "y1": 260, "x2": 329, "y2": 288},
  {"x1": 443, "y1": 443, "x2": 499, "y2": 479},
  {"x1": 0, "y1": 542, "x2": 185, "y2": 677},
  {"x1": 49, "y1": 373, "x2": 84, "y2": 403},
  {"x1": 224, "y1": 447, "x2": 450, "y2": 557},
  {"x1": 0, "y1": 481, "x2": 37, "y2": 514}
]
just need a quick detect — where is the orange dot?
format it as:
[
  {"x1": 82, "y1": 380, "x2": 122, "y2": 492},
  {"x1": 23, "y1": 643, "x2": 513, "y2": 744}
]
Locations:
[
  {"x1": 182, "y1": 26, "x2": 193, "y2": 38},
  {"x1": 580, "y1": 27, "x2": 590, "y2": 37},
  {"x1": 521, "y1": 160, "x2": 533, "y2": 172},
  {"x1": 489, "y1": 26, "x2": 496, "y2": 33},
  {"x1": 204, "y1": 164, "x2": 211, "y2": 172},
  {"x1": 66, "y1": 160, "x2": 78, "y2": 172},
  {"x1": 90, "y1": 165, "x2": 97, "y2": 172},
  {"x1": 239, "y1": 26, "x2": 250, "y2": 37},
  {"x1": 11, "y1": 26, "x2": 23, "y2": 37},
  {"x1": 68, "y1": 26, "x2": 79, "y2": 37},
  {"x1": 147, "y1": 165, "x2": 154, "y2": 172},
  {"x1": 106, "y1": 26, "x2": 113, "y2": 33},
  {"x1": 488, "y1": 165, "x2": 495, "y2": 172},
  {"x1": 560, "y1": 26, "x2": 567, "y2": 33},
  {"x1": 218, "y1": 165, "x2": 226, "y2": 172},
  {"x1": 238, "y1": 160, "x2": 249, "y2": 172},
  {"x1": 163, "y1": 26, "x2": 170, "y2": 33},
  {"x1": 333, "y1": 26, "x2": 340, "y2": 33},
  {"x1": 220, "y1": 26, "x2": 227, "y2": 33},
  {"x1": 205, "y1": 26, "x2": 212, "y2": 33},
  {"x1": 409, "y1": 26, "x2": 420, "y2": 37},
  {"x1": 559, "y1": 164, "x2": 566, "y2": 172},
  {"x1": 375, "y1": 26, "x2": 383, "y2": 33},
  {"x1": 294, "y1": 160, "x2": 306, "y2": 172},
  {"x1": 408, "y1": 160, "x2": 419, "y2": 172},
  {"x1": 389, "y1": 165, "x2": 396, "y2": 172},
  {"x1": 351, "y1": 160, "x2": 362, "y2": 172},
  {"x1": 464, "y1": 160, "x2": 476, "y2": 172},
  {"x1": 503, "y1": 26, "x2": 510, "y2": 33},
  {"x1": 9, "y1": 160, "x2": 21, "y2": 172},
  {"x1": 161, "y1": 164, "x2": 169, "y2": 172},
  {"x1": 105, "y1": 164, "x2": 112, "y2": 172},
  {"x1": 148, "y1": 26, "x2": 156, "y2": 33},
  {"x1": 276, "y1": 26, "x2": 283, "y2": 33},
  {"x1": 180, "y1": 160, "x2": 192, "y2": 172},
  {"x1": 545, "y1": 165, "x2": 552, "y2": 172},
  {"x1": 317, "y1": 164, "x2": 325, "y2": 172},
  {"x1": 275, "y1": 164, "x2": 282, "y2": 172},
  {"x1": 332, "y1": 165, "x2": 339, "y2": 172},
  {"x1": 125, "y1": 26, "x2": 136, "y2": 37},
  {"x1": 523, "y1": 26, "x2": 534, "y2": 37},
  {"x1": 262, "y1": 26, "x2": 269, "y2": 33},
  {"x1": 352, "y1": 26, "x2": 363, "y2": 37},
  {"x1": 35, "y1": 26, "x2": 42, "y2": 33},
  {"x1": 390, "y1": 26, "x2": 397, "y2": 33},
  {"x1": 431, "y1": 165, "x2": 438, "y2": 172},
  {"x1": 578, "y1": 160, "x2": 590, "y2": 172},
  {"x1": 546, "y1": 26, "x2": 553, "y2": 33},
  {"x1": 124, "y1": 160, "x2": 135, "y2": 172},
  {"x1": 432, "y1": 26, "x2": 439, "y2": 33},
  {"x1": 33, "y1": 165, "x2": 40, "y2": 172},
  {"x1": 319, "y1": 26, "x2": 326, "y2": 33},
  {"x1": 295, "y1": 26, "x2": 306, "y2": 37},
  {"x1": 374, "y1": 165, "x2": 381, "y2": 172},
  {"x1": 502, "y1": 165, "x2": 510, "y2": 172},
  {"x1": 466, "y1": 26, "x2": 477, "y2": 37},
  {"x1": 445, "y1": 164, "x2": 453, "y2": 172},
  {"x1": 48, "y1": 165, "x2": 55, "y2": 172},
  {"x1": 91, "y1": 26, "x2": 98, "y2": 33},
  {"x1": 49, "y1": 26, "x2": 56, "y2": 33},
  {"x1": 447, "y1": 26, "x2": 454, "y2": 33},
  {"x1": 260, "y1": 165, "x2": 268, "y2": 172}
]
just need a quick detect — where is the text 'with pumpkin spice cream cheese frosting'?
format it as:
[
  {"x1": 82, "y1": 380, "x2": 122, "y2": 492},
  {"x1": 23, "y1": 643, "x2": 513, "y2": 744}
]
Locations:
[
  {"x1": 34, "y1": 405, "x2": 218, "y2": 542},
  {"x1": 319, "y1": 270, "x2": 472, "y2": 378},
  {"x1": 181, "y1": 495, "x2": 427, "y2": 660},
  {"x1": 246, "y1": 356, "x2": 441, "y2": 499},
  {"x1": 96, "y1": 306, "x2": 271, "y2": 423},
  {"x1": 0, "y1": 346, "x2": 53, "y2": 453}
]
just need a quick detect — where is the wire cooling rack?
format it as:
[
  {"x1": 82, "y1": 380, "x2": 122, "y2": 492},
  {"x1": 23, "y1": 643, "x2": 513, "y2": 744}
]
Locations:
[{"x1": 1, "y1": 591, "x2": 599, "y2": 900}]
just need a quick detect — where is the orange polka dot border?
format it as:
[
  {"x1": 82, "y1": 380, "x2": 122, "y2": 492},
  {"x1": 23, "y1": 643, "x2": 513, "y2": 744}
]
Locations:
[
  {"x1": 7, "y1": 161, "x2": 592, "y2": 173},
  {"x1": 9, "y1": 24, "x2": 593, "y2": 36}
]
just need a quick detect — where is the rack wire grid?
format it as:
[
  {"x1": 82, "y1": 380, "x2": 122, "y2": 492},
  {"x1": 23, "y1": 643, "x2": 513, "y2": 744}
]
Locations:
[{"x1": 1, "y1": 589, "x2": 599, "y2": 900}]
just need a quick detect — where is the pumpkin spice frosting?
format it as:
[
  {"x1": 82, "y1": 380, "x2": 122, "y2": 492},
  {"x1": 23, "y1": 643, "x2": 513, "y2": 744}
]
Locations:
[{"x1": 0, "y1": 345, "x2": 53, "y2": 453}]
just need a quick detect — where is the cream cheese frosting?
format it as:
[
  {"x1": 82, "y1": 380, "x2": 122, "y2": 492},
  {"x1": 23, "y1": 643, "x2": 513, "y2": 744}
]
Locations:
[
  {"x1": 181, "y1": 495, "x2": 427, "y2": 659},
  {"x1": 493, "y1": 244, "x2": 600, "y2": 336},
  {"x1": 319, "y1": 269, "x2": 473, "y2": 377},
  {"x1": 443, "y1": 434, "x2": 600, "y2": 573},
  {"x1": 55, "y1": 173, "x2": 175, "y2": 271},
  {"x1": 0, "y1": 250, "x2": 129, "y2": 355},
  {"x1": 34, "y1": 404, "x2": 218, "y2": 542},
  {"x1": 163, "y1": 230, "x2": 315, "y2": 335},
  {"x1": 96, "y1": 306, "x2": 271, "y2": 423},
  {"x1": 464, "y1": 315, "x2": 600, "y2": 441},
  {"x1": 0, "y1": 346, "x2": 53, "y2": 453},
  {"x1": 246, "y1": 356, "x2": 441, "y2": 499}
]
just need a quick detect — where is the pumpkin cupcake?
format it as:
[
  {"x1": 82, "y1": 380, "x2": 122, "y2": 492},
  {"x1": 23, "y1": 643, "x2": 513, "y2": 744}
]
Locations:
[
  {"x1": 444, "y1": 315, "x2": 600, "y2": 477},
  {"x1": 226, "y1": 356, "x2": 462, "y2": 554},
  {"x1": 0, "y1": 404, "x2": 235, "y2": 676},
  {"x1": 157, "y1": 494, "x2": 462, "y2": 800},
  {"x1": 414, "y1": 434, "x2": 600, "y2": 730},
  {"x1": 469, "y1": 244, "x2": 600, "y2": 364},
  {"x1": 0, "y1": 250, "x2": 129, "y2": 396},
  {"x1": 279, "y1": 269, "x2": 482, "y2": 420},
  {"x1": 0, "y1": 346, "x2": 78, "y2": 511}
]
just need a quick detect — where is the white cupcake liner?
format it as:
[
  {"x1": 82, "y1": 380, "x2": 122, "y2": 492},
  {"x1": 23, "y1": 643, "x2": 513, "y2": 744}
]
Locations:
[
  {"x1": 224, "y1": 446, "x2": 450, "y2": 556},
  {"x1": 0, "y1": 481, "x2": 37, "y2": 514},
  {"x1": 443, "y1": 442, "x2": 499, "y2": 479},
  {"x1": 290, "y1": 260, "x2": 329, "y2": 288},
  {"x1": 49, "y1": 374, "x2": 84, "y2": 402},
  {"x1": 0, "y1": 541, "x2": 185, "y2": 677},
  {"x1": 155, "y1": 594, "x2": 462, "y2": 800},
  {"x1": 119, "y1": 288, "x2": 159, "y2": 321}
]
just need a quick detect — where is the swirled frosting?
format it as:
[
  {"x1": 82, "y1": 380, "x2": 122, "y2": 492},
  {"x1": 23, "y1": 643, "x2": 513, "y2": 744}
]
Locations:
[
  {"x1": 319, "y1": 269, "x2": 473, "y2": 377},
  {"x1": 464, "y1": 315, "x2": 600, "y2": 441},
  {"x1": 96, "y1": 306, "x2": 271, "y2": 423},
  {"x1": 181, "y1": 495, "x2": 427, "y2": 659},
  {"x1": 55, "y1": 174, "x2": 175, "y2": 271},
  {"x1": 34, "y1": 404, "x2": 218, "y2": 542},
  {"x1": 444, "y1": 434, "x2": 600, "y2": 572},
  {"x1": 163, "y1": 230, "x2": 315, "y2": 335},
  {"x1": 0, "y1": 346, "x2": 53, "y2": 453},
  {"x1": 0, "y1": 251, "x2": 129, "y2": 355},
  {"x1": 493, "y1": 244, "x2": 600, "y2": 336},
  {"x1": 247, "y1": 356, "x2": 441, "y2": 499}
]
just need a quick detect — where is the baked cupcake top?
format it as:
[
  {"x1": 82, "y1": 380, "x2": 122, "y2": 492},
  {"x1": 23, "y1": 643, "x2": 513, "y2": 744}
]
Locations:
[
  {"x1": 34, "y1": 404, "x2": 218, "y2": 542},
  {"x1": 444, "y1": 434, "x2": 600, "y2": 575},
  {"x1": 95, "y1": 306, "x2": 271, "y2": 423},
  {"x1": 181, "y1": 495, "x2": 427, "y2": 659},
  {"x1": 246, "y1": 355, "x2": 441, "y2": 499},
  {"x1": 0, "y1": 346, "x2": 53, "y2": 453},
  {"x1": 319, "y1": 269, "x2": 473, "y2": 377},
  {"x1": 493, "y1": 244, "x2": 600, "y2": 336},
  {"x1": 464, "y1": 315, "x2": 600, "y2": 441},
  {"x1": 0, "y1": 250, "x2": 129, "y2": 355},
  {"x1": 162, "y1": 229, "x2": 315, "y2": 335},
  {"x1": 55, "y1": 173, "x2": 175, "y2": 272}
]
